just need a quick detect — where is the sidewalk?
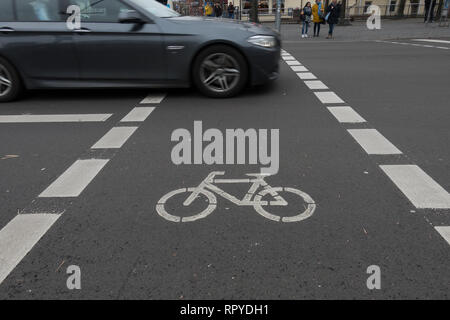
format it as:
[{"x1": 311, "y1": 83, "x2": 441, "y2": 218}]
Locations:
[{"x1": 267, "y1": 18, "x2": 450, "y2": 41}]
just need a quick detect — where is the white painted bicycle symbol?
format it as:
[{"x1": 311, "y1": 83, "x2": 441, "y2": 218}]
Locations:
[{"x1": 156, "y1": 171, "x2": 316, "y2": 223}]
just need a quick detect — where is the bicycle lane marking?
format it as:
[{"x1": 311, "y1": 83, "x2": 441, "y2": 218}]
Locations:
[
  {"x1": 281, "y1": 50, "x2": 450, "y2": 245},
  {"x1": 0, "y1": 93, "x2": 166, "y2": 286},
  {"x1": 155, "y1": 171, "x2": 316, "y2": 223}
]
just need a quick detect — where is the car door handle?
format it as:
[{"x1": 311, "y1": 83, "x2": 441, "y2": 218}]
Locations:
[
  {"x1": 0, "y1": 27, "x2": 15, "y2": 33},
  {"x1": 73, "y1": 28, "x2": 91, "y2": 33}
]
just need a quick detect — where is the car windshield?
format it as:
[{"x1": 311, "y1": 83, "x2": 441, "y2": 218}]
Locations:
[{"x1": 128, "y1": 0, "x2": 180, "y2": 18}]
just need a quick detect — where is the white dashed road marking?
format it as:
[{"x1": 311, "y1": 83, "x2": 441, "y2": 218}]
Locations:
[
  {"x1": 380, "y1": 165, "x2": 450, "y2": 209},
  {"x1": 91, "y1": 127, "x2": 138, "y2": 149},
  {"x1": 291, "y1": 66, "x2": 309, "y2": 72},
  {"x1": 39, "y1": 159, "x2": 110, "y2": 198},
  {"x1": 0, "y1": 114, "x2": 112, "y2": 123},
  {"x1": 282, "y1": 55, "x2": 296, "y2": 61},
  {"x1": 0, "y1": 214, "x2": 60, "y2": 284},
  {"x1": 435, "y1": 226, "x2": 450, "y2": 245},
  {"x1": 296, "y1": 72, "x2": 317, "y2": 80},
  {"x1": 282, "y1": 49, "x2": 450, "y2": 245},
  {"x1": 140, "y1": 93, "x2": 167, "y2": 104},
  {"x1": 314, "y1": 91, "x2": 345, "y2": 104},
  {"x1": 286, "y1": 60, "x2": 302, "y2": 66},
  {"x1": 348, "y1": 129, "x2": 402, "y2": 155},
  {"x1": 327, "y1": 106, "x2": 366, "y2": 123},
  {"x1": 0, "y1": 93, "x2": 166, "y2": 285},
  {"x1": 121, "y1": 107, "x2": 155, "y2": 122},
  {"x1": 304, "y1": 80, "x2": 328, "y2": 90}
]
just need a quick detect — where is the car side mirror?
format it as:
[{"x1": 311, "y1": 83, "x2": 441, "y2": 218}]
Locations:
[{"x1": 118, "y1": 10, "x2": 147, "y2": 24}]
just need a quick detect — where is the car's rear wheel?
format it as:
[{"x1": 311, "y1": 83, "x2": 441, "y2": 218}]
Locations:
[
  {"x1": 192, "y1": 45, "x2": 248, "y2": 98},
  {"x1": 0, "y1": 57, "x2": 22, "y2": 103}
]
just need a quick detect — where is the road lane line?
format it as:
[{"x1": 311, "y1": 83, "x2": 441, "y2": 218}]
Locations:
[
  {"x1": 348, "y1": 129, "x2": 402, "y2": 154},
  {"x1": 327, "y1": 106, "x2": 366, "y2": 123},
  {"x1": 140, "y1": 93, "x2": 166, "y2": 104},
  {"x1": 121, "y1": 107, "x2": 155, "y2": 122},
  {"x1": 314, "y1": 91, "x2": 345, "y2": 104},
  {"x1": 286, "y1": 60, "x2": 302, "y2": 66},
  {"x1": 39, "y1": 159, "x2": 109, "y2": 197},
  {"x1": 413, "y1": 39, "x2": 450, "y2": 44},
  {"x1": 380, "y1": 165, "x2": 450, "y2": 209},
  {"x1": 0, "y1": 114, "x2": 112, "y2": 123},
  {"x1": 304, "y1": 80, "x2": 328, "y2": 90},
  {"x1": 291, "y1": 66, "x2": 308, "y2": 72},
  {"x1": 296, "y1": 72, "x2": 317, "y2": 80},
  {"x1": 91, "y1": 127, "x2": 138, "y2": 149},
  {"x1": 435, "y1": 226, "x2": 450, "y2": 245},
  {"x1": 282, "y1": 55, "x2": 296, "y2": 61},
  {"x1": 0, "y1": 214, "x2": 60, "y2": 284}
]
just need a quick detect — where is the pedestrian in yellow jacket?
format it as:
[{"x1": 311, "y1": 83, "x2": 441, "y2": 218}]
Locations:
[{"x1": 312, "y1": 0, "x2": 324, "y2": 37}]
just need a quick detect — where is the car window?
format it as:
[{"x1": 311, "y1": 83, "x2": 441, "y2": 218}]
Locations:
[
  {"x1": 15, "y1": 0, "x2": 64, "y2": 22},
  {"x1": 65, "y1": 0, "x2": 132, "y2": 23},
  {"x1": 128, "y1": 0, "x2": 180, "y2": 18},
  {"x1": 0, "y1": 0, "x2": 15, "y2": 22}
]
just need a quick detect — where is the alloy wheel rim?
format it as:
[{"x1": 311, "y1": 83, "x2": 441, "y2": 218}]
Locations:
[
  {"x1": 200, "y1": 53, "x2": 240, "y2": 93},
  {"x1": 0, "y1": 65, "x2": 12, "y2": 97}
]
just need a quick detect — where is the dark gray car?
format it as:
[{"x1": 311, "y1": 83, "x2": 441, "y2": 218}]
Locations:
[{"x1": 0, "y1": 0, "x2": 280, "y2": 102}]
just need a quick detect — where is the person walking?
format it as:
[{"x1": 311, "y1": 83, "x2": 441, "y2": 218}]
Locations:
[
  {"x1": 227, "y1": 2, "x2": 235, "y2": 19},
  {"x1": 312, "y1": 0, "x2": 324, "y2": 37},
  {"x1": 325, "y1": 0, "x2": 340, "y2": 39},
  {"x1": 214, "y1": 2, "x2": 223, "y2": 17},
  {"x1": 301, "y1": 2, "x2": 312, "y2": 38}
]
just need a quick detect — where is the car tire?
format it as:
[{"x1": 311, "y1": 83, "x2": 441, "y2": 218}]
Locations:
[
  {"x1": 0, "y1": 57, "x2": 22, "y2": 103},
  {"x1": 192, "y1": 45, "x2": 248, "y2": 98}
]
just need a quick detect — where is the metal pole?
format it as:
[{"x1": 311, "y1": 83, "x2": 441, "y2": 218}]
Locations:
[{"x1": 275, "y1": 0, "x2": 281, "y2": 32}]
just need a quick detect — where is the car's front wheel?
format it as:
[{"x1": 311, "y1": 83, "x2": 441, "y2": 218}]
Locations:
[{"x1": 192, "y1": 45, "x2": 248, "y2": 98}]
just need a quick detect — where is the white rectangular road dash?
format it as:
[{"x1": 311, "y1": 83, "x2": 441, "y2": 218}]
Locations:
[
  {"x1": 304, "y1": 80, "x2": 328, "y2": 90},
  {"x1": 0, "y1": 214, "x2": 60, "y2": 284},
  {"x1": 282, "y1": 55, "x2": 296, "y2": 61},
  {"x1": 121, "y1": 107, "x2": 155, "y2": 122},
  {"x1": 296, "y1": 72, "x2": 317, "y2": 80},
  {"x1": 435, "y1": 226, "x2": 450, "y2": 245},
  {"x1": 327, "y1": 106, "x2": 366, "y2": 123},
  {"x1": 413, "y1": 39, "x2": 450, "y2": 44},
  {"x1": 314, "y1": 91, "x2": 345, "y2": 104},
  {"x1": 291, "y1": 66, "x2": 308, "y2": 72},
  {"x1": 286, "y1": 60, "x2": 302, "y2": 66},
  {"x1": 0, "y1": 114, "x2": 112, "y2": 123},
  {"x1": 91, "y1": 127, "x2": 138, "y2": 149},
  {"x1": 348, "y1": 129, "x2": 402, "y2": 154},
  {"x1": 140, "y1": 93, "x2": 166, "y2": 104},
  {"x1": 39, "y1": 159, "x2": 109, "y2": 197},
  {"x1": 380, "y1": 165, "x2": 450, "y2": 209}
]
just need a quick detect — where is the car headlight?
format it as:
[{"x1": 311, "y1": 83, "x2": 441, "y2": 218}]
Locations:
[{"x1": 247, "y1": 35, "x2": 277, "y2": 48}]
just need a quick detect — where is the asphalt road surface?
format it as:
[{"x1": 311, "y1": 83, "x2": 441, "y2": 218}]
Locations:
[{"x1": 0, "y1": 38, "x2": 449, "y2": 299}]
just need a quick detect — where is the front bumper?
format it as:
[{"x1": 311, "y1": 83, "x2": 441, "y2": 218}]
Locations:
[{"x1": 246, "y1": 44, "x2": 281, "y2": 86}]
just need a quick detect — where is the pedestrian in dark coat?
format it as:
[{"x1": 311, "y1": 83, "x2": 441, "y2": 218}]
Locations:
[
  {"x1": 214, "y1": 3, "x2": 223, "y2": 17},
  {"x1": 325, "y1": 0, "x2": 340, "y2": 39}
]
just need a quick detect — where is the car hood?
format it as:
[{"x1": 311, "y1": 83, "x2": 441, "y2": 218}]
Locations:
[{"x1": 165, "y1": 16, "x2": 278, "y2": 36}]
